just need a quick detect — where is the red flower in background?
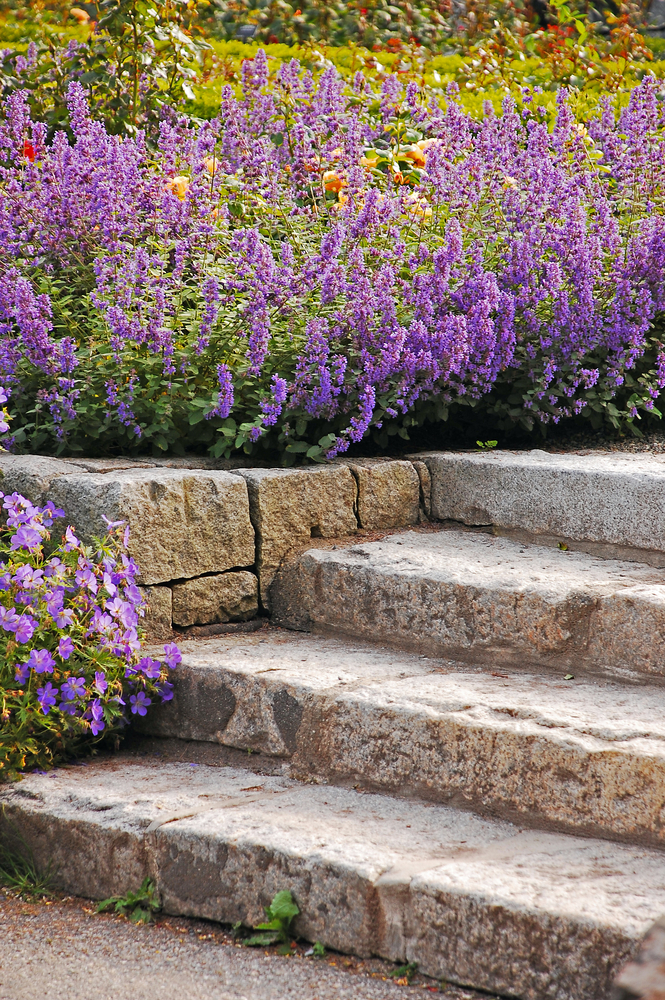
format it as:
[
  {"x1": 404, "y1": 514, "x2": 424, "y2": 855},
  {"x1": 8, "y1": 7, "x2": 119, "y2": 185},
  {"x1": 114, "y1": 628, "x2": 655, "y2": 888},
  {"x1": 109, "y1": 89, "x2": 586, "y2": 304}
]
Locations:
[{"x1": 23, "y1": 140, "x2": 35, "y2": 162}]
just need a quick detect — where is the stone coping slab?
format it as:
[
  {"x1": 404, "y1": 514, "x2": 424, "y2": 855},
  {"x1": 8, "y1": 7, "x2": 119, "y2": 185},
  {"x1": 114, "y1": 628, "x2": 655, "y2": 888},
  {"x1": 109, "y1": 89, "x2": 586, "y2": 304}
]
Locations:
[
  {"x1": 140, "y1": 631, "x2": 665, "y2": 847},
  {"x1": 47, "y1": 469, "x2": 255, "y2": 586},
  {"x1": 271, "y1": 527, "x2": 665, "y2": 682},
  {"x1": 3, "y1": 761, "x2": 664, "y2": 1000},
  {"x1": 414, "y1": 450, "x2": 665, "y2": 558}
]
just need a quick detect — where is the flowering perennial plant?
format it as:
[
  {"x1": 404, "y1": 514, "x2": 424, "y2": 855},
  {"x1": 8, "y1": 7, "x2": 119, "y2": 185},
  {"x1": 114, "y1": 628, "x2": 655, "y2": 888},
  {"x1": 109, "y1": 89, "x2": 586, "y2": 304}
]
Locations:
[
  {"x1": 0, "y1": 485, "x2": 181, "y2": 780},
  {"x1": 2, "y1": 56, "x2": 665, "y2": 460}
]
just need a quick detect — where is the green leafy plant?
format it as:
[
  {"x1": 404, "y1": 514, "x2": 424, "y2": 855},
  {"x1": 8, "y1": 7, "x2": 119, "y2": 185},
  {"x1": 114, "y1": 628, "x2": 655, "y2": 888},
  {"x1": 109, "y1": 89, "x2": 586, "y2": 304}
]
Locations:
[
  {"x1": 0, "y1": 815, "x2": 55, "y2": 899},
  {"x1": 242, "y1": 889, "x2": 300, "y2": 953},
  {"x1": 389, "y1": 961, "x2": 418, "y2": 983},
  {"x1": 96, "y1": 876, "x2": 161, "y2": 923},
  {"x1": 475, "y1": 439, "x2": 498, "y2": 450}
]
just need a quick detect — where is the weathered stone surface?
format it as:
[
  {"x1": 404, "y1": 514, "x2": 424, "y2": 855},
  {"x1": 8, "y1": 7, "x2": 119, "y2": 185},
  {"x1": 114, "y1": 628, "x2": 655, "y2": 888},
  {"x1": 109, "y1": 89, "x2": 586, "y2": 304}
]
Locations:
[
  {"x1": 48, "y1": 469, "x2": 255, "y2": 586},
  {"x1": 172, "y1": 571, "x2": 258, "y2": 627},
  {"x1": 417, "y1": 450, "x2": 665, "y2": 557},
  {"x1": 410, "y1": 459, "x2": 432, "y2": 518},
  {"x1": 64, "y1": 458, "x2": 157, "y2": 473},
  {"x1": 0, "y1": 454, "x2": 81, "y2": 503},
  {"x1": 271, "y1": 528, "x2": 665, "y2": 682},
  {"x1": 2, "y1": 761, "x2": 662, "y2": 1000},
  {"x1": 140, "y1": 586, "x2": 173, "y2": 640},
  {"x1": 143, "y1": 631, "x2": 665, "y2": 845},
  {"x1": 234, "y1": 466, "x2": 357, "y2": 608},
  {"x1": 343, "y1": 459, "x2": 420, "y2": 530},
  {"x1": 613, "y1": 915, "x2": 665, "y2": 1000}
]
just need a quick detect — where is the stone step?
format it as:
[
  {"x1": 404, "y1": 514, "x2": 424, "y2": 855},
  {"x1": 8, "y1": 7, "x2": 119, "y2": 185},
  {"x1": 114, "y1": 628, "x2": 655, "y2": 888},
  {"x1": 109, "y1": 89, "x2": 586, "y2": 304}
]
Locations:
[
  {"x1": 414, "y1": 450, "x2": 665, "y2": 564},
  {"x1": 271, "y1": 527, "x2": 665, "y2": 684},
  {"x1": 140, "y1": 631, "x2": 665, "y2": 848},
  {"x1": 3, "y1": 759, "x2": 664, "y2": 1000}
]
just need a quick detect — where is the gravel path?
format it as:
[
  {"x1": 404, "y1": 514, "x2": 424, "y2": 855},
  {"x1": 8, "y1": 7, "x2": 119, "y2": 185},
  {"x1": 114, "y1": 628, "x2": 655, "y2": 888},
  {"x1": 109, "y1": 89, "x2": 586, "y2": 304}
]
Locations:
[{"x1": 0, "y1": 893, "x2": 493, "y2": 1000}]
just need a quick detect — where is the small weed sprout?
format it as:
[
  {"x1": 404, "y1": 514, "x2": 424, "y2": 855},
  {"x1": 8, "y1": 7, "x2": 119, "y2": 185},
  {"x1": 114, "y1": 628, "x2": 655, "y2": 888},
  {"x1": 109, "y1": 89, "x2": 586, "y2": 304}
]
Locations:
[
  {"x1": 0, "y1": 837, "x2": 54, "y2": 899},
  {"x1": 242, "y1": 890, "x2": 300, "y2": 954},
  {"x1": 96, "y1": 876, "x2": 161, "y2": 924}
]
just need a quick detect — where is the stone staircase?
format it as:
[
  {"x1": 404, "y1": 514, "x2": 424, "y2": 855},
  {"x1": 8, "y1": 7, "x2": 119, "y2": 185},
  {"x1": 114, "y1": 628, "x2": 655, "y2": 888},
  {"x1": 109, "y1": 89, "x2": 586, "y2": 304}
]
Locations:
[{"x1": 3, "y1": 450, "x2": 665, "y2": 1000}]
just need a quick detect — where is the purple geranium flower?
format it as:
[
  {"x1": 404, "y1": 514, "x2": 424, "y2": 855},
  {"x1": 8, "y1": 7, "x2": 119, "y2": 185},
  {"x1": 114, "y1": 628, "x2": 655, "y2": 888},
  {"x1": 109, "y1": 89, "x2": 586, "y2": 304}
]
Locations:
[
  {"x1": 58, "y1": 635, "x2": 75, "y2": 660},
  {"x1": 14, "y1": 615, "x2": 37, "y2": 644},
  {"x1": 137, "y1": 656, "x2": 161, "y2": 679},
  {"x1": 0, "y1": 605, "x2": 19, "y2": 631},
  {"x1": 37, "y1": 681, "x2": 59, "y2": 715},
  {"x1": 129, "y1": 691, "x2": 151, "y2": 716},
  {"x1": 10, "y1": 525, "x2": 43, "y2": 550},
  {"x1": 94, "y1": 670, "x2": 108, "y2": 694},
  {"x1": 61, "y1": 676, "x2": 86, "y2": 700},
  {"x1": 163, "y1": 642, "x2": 182, "y2": 669},
  {"x1": 27, "y1": 648, "x2": 55, "y2": 674}
]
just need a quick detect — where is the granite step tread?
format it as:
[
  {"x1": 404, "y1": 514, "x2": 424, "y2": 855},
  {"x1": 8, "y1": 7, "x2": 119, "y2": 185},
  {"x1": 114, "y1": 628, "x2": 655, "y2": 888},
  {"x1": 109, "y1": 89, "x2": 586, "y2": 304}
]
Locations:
[
  {"x1": 271, "y1": 528, "x2": 665, "y2": 682},
  {"x1": 142, "y1": 631, "x2": 665, "y2": 846},
  {"x1": 415, "y1": 450, "x2": 665, "y2": 561},
  {"x1": 3, "y1": 759, "x2": 665, "y2": 1000}
]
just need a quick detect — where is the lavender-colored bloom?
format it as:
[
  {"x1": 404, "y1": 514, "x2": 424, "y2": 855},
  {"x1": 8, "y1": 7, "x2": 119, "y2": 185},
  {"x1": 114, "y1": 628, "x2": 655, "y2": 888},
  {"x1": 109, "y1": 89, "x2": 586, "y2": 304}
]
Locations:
[
  {"x1": 14, "y1": 615, "x2": 37, "y2": 644},
  {"x1": 130, "y1": 691, "x2": 152, "y2": 716},
  {"x1": 155, "y1": 680, "x2": 174, "y2": 702},
  {"x1": 37, "y1": 681, "x2": 59, "y2": 715},
  {"x1": 163, "y1": 642, "x2": 182, "y2": 669},
  {"x1": 27, "y1": 648, "x2": 56, "y2": 674},
  {"x1": 0, "y1": 605, "x2": 19, "y2": 631},
  {"x1": 58, "y1": 635, "x2": 75, "y2": 660},
  {"x1": 61, "y1": 676, "x2": 86, "y2": 700},
  {"x1": 94, "y1": 671, "x2": 108, "y2": 694},
  {"x1": 137, "y1": 656, "x2": 161, "y2": 679},
  {"x1": 14, "y1": 662, "x2": 30, "y2": 684},
  {"x1": 11, "y1": 525, "x2": 42, "y2": 550}
]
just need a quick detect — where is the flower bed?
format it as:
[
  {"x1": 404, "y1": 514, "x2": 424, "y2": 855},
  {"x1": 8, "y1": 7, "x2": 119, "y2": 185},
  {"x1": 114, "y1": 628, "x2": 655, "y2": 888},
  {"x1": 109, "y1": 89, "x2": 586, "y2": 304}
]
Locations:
[
  {"x1": 0, "y1": 490, "x2": 181, "y2": 780},
  {"x1": 2, "y1": 53, "x2": 665, "y2": 461}
]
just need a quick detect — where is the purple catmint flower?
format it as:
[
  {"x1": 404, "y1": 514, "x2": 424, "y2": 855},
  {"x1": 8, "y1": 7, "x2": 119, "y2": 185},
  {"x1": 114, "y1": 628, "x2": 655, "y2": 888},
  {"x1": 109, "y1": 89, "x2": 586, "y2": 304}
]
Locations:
[
  {"x1": 37, "y1": 682, "x2": 59, "y2": 715},
  {"x1": 130, "y1": 691, "x2": 151, "y2": 716}
]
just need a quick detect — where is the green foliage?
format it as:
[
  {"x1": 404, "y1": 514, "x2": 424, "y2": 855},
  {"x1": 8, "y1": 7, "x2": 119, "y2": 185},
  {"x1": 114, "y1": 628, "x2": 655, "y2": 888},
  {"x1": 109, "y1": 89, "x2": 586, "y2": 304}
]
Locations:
[
  {"x1": 0, "y1": 0, "x2": 210, "y2": 137},
  {"x1": 389, "y1": 961, "x2": 419, "y2": 983},
  {"x1": 0, "y1": 816, "x2": 55, "y2": 899},
  {"x1": 242, "y1": 890, "x2": 300, "y2": 951},
  {"x1": 96, "y1": 876, "x2": 161, "y2": 923},
  {"x1": 311, "y1": 940, "x2": 326, "y2": 957}
]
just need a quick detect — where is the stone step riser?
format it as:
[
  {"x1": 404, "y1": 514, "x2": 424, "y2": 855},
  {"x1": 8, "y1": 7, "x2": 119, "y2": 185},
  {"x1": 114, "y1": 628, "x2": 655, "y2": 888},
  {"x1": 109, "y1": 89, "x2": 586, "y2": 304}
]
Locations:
[
  {"x1": 140, "y1": 636, "x2": 665, "y2": 848},
  {"x1": 3, "y1": 764, "x2": 661, "y2": 1000},
  {"x1": 271, "y1": 531, "x2": 665, "y2": 684}
]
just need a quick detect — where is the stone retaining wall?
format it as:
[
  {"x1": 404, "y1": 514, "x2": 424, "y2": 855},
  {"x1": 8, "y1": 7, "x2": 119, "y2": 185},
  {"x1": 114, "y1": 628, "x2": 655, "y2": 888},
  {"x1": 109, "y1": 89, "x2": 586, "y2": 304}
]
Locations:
[{"x1": 0, "y1": 454, "x2": 428, "y2": 637}]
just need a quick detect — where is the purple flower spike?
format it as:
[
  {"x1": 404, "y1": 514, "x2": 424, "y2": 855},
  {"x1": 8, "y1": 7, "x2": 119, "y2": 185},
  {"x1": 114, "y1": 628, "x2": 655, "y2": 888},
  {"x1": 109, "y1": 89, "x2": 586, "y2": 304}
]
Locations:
[{"x1": 130, "y1": 691, "x2": 151, "y2": 716}]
